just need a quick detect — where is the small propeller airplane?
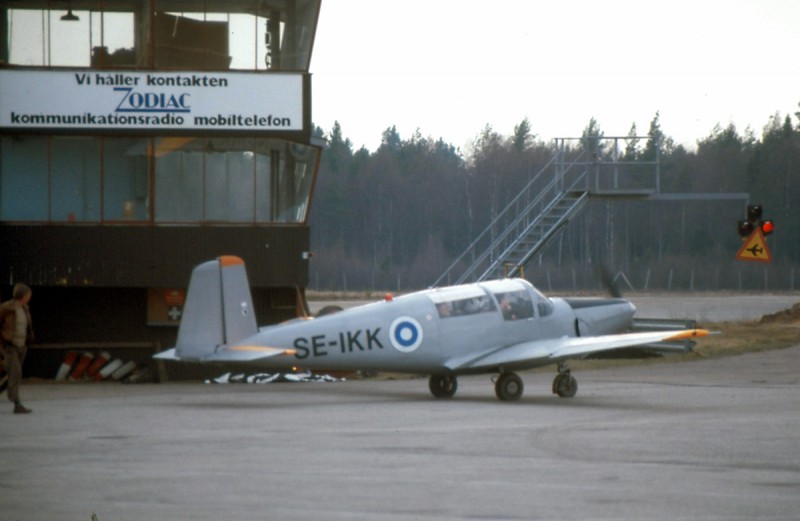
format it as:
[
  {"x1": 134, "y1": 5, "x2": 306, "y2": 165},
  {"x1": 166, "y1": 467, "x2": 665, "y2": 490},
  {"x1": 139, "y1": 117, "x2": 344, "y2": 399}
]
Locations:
[{"x1": 155, "y1": 256, "x2": 708, "y2": 401}]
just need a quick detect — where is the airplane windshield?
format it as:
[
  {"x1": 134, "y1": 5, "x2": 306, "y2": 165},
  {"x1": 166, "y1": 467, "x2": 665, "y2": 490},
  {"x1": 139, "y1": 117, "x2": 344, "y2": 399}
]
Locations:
[
  {"x1": 491, "y1": 288, "x2": 534, "y2": 321},
  {"x1": 428, "y1": 287, "x2": 496, "y2": 318},
  {"x1": 530, "y1": 287, "x2": 555, "y2": 317}
]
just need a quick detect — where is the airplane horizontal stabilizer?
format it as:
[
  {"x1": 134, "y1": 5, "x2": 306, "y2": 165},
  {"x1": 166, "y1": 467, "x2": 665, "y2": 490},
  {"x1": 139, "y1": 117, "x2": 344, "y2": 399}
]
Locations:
[
  {"x1": 153, "y1": 348, "x2": 179, "y2": 361},
  {"x1": 153, "y1": 345, "x2": 295, "y2": 363},
  {"x1": 208, "y1": 345, "x2": 297, "y2": 363}
]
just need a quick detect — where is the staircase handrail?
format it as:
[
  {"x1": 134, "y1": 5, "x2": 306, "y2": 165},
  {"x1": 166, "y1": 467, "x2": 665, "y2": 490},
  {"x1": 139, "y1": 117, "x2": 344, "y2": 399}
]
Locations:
[
  {"x1": 495, "y1": 169, "x2": 589, "y2": 264},
  {"x1": 432, "y1": 148, "x2": 588, "y2": 286},
  {"x1": 431, "y1": 154, "x2": 556, "y2": 287},
  {"x1": 478, "y1": 170, "x2": 586, "y2": 280},
  {"x1": 488, "y1": 186, "x2": 588, "y2": 280}
]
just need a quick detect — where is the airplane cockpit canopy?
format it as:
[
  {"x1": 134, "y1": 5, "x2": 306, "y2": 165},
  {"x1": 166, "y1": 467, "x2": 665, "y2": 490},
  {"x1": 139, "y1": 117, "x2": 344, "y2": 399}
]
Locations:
[
  {"x1": 482, "y1": 279, "x2": 555, "y2": 320},
  {"x1": 428, "y1": 279, "x2": 555, "y2": 321},
  {"x1": 428, "y1": 285, "x2": 496, "y2": 319}
]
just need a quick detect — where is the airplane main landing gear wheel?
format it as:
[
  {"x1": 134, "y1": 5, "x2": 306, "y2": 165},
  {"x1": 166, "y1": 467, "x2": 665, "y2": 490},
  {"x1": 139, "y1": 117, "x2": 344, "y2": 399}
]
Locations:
[
  {"x1": 495, "y1": 372, "x2": 524, "y2": 401},
  {"x1": 552, "y1": 372, "x2": 578, "y2": 398},
  {"x1": 429, "y1": 375, "x2": 458, "y2": 398}
]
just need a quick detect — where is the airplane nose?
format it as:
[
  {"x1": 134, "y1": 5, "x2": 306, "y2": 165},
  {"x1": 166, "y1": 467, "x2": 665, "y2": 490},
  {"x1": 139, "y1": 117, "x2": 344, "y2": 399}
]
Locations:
[
  {"x1": 565, "y1": 298, "x2": 638, "y2": 335},
  {"x1": 611, "y1": 300, "x2": 636, "y2": 332}
]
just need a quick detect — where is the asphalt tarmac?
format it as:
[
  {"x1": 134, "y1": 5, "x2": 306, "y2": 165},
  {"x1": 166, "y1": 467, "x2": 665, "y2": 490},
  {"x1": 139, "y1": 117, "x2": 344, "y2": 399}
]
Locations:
[{"x1": 2, "y1": 344, "x2": 799, "y2": 521}]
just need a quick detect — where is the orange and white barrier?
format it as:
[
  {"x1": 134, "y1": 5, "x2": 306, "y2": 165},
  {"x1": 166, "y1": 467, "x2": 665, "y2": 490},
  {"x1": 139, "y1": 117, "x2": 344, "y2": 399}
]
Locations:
[
  {"x1": 70, "y1": 352, "x2": 95, "y2": 380},
  {"x1": 95, "y1": 359, "x2": 123, "y2": 381},
  {"x1": 111, "y1": 361, "x2": 136, "y2": 381},
  {"x1": 55, "y1": 351, "x2": 79, "y2": 381},
  {"x1": 85, "y1": 351, "x2": 111, "y2": 379},
  {"x1": 52, "y1": 351, "x2": 140, "y2": 383}
]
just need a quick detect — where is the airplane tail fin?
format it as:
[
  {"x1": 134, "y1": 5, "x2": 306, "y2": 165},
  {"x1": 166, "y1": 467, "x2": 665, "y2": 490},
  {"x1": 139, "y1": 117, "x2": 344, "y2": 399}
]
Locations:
[{"x1": 174, "y1": 256, "x2": 258, "y2": 361}]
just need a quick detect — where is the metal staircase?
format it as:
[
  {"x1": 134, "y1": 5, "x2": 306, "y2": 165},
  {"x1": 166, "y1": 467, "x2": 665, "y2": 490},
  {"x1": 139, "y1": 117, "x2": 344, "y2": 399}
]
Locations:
[
  {"x1": 432, "y1": 145, "x2": 592, "y2": 286},
  {"x1": 433, "y1": 134, "x2": 747, "y2": 287}
]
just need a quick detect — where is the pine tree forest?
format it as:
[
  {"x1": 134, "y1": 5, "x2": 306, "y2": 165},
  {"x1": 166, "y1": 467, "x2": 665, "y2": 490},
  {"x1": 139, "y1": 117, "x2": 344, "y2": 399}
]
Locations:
[{"x1": 309, "y1": 111, "x2": 800, "y2": 293}]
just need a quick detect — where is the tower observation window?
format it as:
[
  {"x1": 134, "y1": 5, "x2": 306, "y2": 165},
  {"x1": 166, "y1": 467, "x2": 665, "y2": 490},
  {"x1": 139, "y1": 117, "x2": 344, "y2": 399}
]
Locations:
[
  {"x1": 0, "y1": 135, "x2": 318, "y2": 225},
  {"x1": 2, "y1": 1, "x2": 321, "y2": 71},
  {"x1": 153, "y1": 137, "x2": 317, "y2": 223}
]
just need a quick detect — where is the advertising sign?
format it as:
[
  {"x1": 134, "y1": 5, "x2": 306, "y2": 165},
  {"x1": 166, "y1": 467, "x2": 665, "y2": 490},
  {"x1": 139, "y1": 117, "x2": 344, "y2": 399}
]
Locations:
[{"x1": 0, "y1": 69, "x2": 305, "y2": 133}]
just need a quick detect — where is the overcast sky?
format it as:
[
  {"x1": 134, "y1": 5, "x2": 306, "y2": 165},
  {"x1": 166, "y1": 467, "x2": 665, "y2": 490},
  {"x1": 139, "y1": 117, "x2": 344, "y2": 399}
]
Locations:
[{"x1": 310, "y1": 0, "x2": 800, "y2": 152}]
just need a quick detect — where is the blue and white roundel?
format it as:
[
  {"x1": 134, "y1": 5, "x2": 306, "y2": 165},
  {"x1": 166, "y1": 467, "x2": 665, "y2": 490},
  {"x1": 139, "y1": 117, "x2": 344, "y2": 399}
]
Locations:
[{"x1": 389, "y1": 316, "x2": 423, "y2": 353}]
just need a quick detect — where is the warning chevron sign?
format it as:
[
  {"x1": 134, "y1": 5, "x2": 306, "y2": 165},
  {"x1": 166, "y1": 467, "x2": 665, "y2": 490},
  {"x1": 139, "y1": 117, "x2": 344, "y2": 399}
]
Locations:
[{"x1": 736, "y1": 228, "x2": 772, "y2": 263}]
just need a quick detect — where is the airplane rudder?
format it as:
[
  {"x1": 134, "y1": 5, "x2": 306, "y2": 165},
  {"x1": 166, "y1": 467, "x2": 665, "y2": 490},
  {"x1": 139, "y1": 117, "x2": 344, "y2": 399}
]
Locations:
[
  {"x1": 219, "y1": 255, "x2": 246, "y2": 268},
  {"x1": 220, "y1": 256, "x2": 258, "y2": 344}
]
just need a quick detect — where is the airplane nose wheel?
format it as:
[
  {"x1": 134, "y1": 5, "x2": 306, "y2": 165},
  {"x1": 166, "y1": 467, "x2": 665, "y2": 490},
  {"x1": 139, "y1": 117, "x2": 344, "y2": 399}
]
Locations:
[
  {"x1": 552, "y1": 364, "x2": 578, "y2": 398},
  {"x1": 495, "y1": 372, "x2": 524, "y2": 401},
  {"x1": 429, "y1": 375, "x2": 458, "y2": 398}
]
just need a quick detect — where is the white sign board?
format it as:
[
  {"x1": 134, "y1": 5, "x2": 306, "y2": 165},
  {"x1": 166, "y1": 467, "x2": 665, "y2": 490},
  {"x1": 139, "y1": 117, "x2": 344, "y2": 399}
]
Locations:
[{"x1": 0, "y1": 69, "x2": 304, "y2": 132}]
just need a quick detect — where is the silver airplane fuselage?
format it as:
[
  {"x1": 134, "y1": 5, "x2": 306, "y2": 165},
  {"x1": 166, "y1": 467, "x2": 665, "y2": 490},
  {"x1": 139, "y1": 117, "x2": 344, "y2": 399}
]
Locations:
[{"x1": 233, "y1": 279, "x2": 635, "y2": 374}]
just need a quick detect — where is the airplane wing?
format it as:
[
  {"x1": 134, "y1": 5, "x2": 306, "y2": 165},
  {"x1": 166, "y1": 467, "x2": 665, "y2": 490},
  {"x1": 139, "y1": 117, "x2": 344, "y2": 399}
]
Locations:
[
  {"x1": 154, "y1": 345, "x2": 296, "y2": 363},
  {"x1": 446, "y1": 329, "x2": 709, "y2": 372}
]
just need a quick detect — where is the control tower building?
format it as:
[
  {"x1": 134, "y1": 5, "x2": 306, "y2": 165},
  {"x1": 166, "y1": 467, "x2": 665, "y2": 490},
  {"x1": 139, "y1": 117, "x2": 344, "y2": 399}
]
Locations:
[{"x1": 0, "y1": 1, "x2": 323, "y2": 373}]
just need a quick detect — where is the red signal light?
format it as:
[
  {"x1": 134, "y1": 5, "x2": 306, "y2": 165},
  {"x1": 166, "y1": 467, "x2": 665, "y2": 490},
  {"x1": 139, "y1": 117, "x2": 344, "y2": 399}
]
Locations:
[{"x1": 739, "y1": 205, "x2": 774, "y2": 238}]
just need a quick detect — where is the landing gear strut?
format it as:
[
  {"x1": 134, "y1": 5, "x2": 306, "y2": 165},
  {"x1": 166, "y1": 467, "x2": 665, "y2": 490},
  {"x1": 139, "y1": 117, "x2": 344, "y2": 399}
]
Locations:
[
  {"x1": 552, "y1": 363, "x2": 578, "y2": 398},
  {"x1": 429, "y1": 375, "x2": 458, "y2": 398}
]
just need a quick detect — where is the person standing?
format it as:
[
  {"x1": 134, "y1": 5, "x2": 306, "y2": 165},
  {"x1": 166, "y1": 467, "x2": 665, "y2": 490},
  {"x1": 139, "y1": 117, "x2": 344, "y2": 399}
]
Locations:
[{"x1": 1, "y1": 284, "x2": 34, "y2": 414}]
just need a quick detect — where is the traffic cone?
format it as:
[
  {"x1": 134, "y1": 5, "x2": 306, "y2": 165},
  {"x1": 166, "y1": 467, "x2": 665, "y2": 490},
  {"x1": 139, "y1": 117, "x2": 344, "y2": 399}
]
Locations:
[{"x1": 55, "y1": 350, "x2": 79, "y2": 381}]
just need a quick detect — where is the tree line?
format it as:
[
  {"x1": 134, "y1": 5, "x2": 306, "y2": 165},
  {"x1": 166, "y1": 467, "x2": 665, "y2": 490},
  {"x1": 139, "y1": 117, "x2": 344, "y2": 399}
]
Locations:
[{"x1": 308, "y1": 109, "x2": 800, "y2": 292}]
